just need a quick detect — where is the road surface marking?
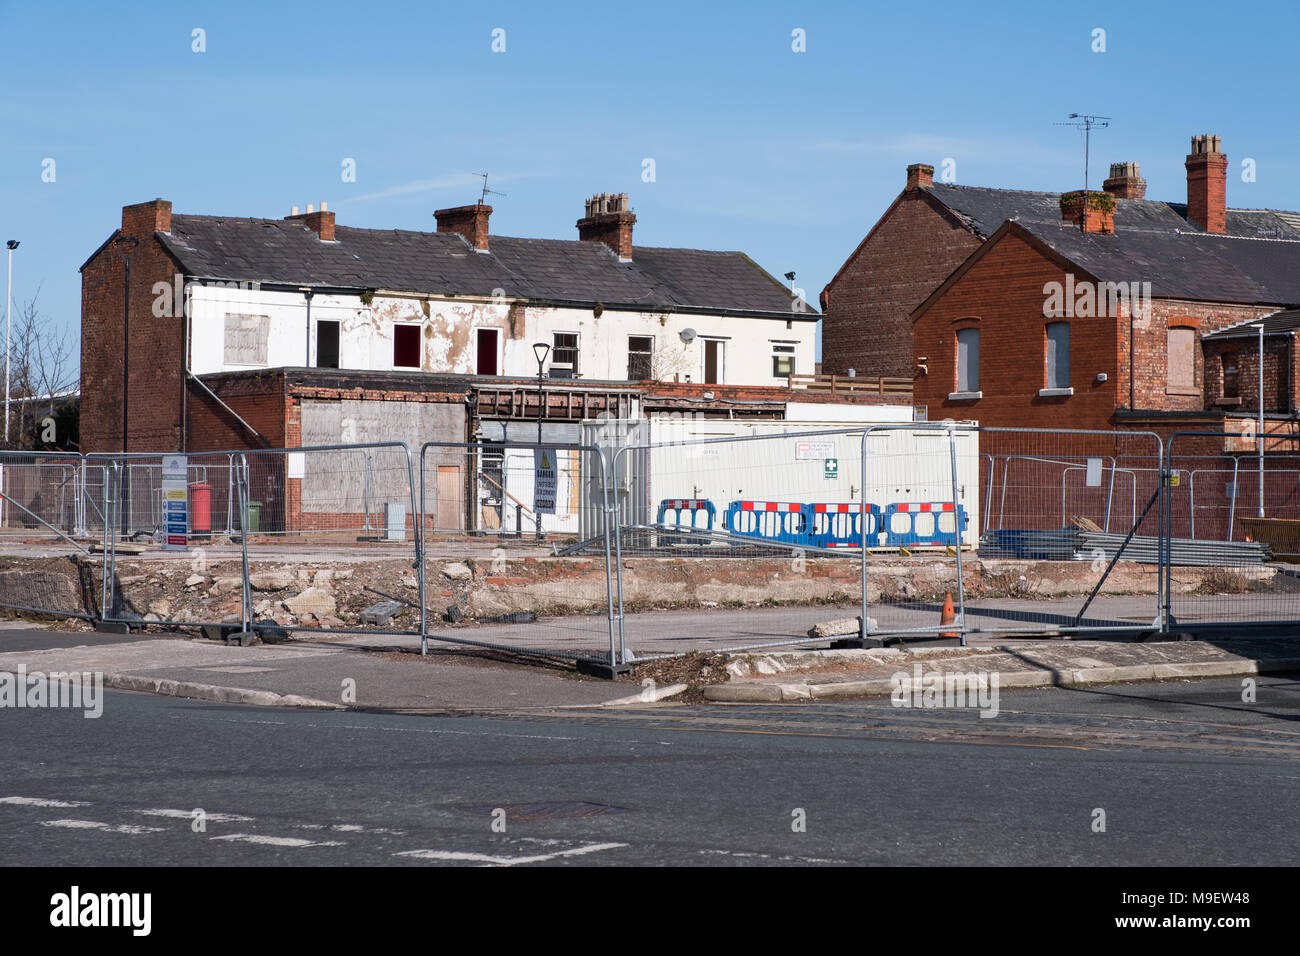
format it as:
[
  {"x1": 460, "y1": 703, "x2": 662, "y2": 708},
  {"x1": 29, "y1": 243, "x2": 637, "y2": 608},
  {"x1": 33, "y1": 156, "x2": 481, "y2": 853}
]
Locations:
[
  {"x1": 41, "y1": 819, "x2": 166, "y2": 835},
  {"x1": 211, "y1": 834, "x2": 346, "y2": 848},
  {"x1": 395, "y1": 842, "x2": 627, "y2": 866},
  {"x1": 0, "y1": 796, "x2": 90, "y2": 808},
  {"x1": 137, "y1": 809, "x2": 255, "y2": 823}
]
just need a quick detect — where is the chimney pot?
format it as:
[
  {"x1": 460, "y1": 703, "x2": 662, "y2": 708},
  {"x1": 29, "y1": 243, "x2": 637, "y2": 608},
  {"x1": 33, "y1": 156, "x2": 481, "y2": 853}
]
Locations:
[
  {"x1": 285, "y1": 206, "x2": 336, "y2": 241},
  {"x1": 577, "y1": 192, "x2": 636, "y2": 260},
  {"x1": 291, "y1": 205, "x2": 300, "y2": 216},
  {"x1": 306, "y1": 204, "x2": 314, "y2": 214},
  {"x1": 1186, "y1": 133, "x2": 1227, "y2": 233},
  {"x1": 1103, "y1": 161, "x2": 1146, "y2": 200}
]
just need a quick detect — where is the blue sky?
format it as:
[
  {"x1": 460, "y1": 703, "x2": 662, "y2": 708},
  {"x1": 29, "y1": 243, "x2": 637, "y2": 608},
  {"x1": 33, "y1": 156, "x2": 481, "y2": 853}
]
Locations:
[{"x1": 3, "y1": 0, "x2": 1299, "y2": 368}]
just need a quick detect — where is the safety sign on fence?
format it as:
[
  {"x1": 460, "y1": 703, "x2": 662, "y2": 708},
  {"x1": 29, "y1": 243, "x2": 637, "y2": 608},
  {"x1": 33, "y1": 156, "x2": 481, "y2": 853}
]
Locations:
[
  {"x1": 161, "y1": 455, "x2": 188, "y2": 550},
  {"x1": 534, "y1": 447, "x2": 557, "y2": 514}
]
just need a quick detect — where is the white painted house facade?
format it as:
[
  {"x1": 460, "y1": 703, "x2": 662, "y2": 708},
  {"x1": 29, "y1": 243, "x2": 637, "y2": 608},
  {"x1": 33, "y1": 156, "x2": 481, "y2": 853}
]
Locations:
[{"x1": 160, "y1": 193, "x2": 818, "y2": 387}]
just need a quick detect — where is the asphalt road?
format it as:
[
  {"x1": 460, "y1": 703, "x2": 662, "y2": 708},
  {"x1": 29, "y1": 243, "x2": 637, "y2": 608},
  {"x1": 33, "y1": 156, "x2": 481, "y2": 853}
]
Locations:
[{"x1": 1, "y1": 677, "x2": 1297, "y2": 866}]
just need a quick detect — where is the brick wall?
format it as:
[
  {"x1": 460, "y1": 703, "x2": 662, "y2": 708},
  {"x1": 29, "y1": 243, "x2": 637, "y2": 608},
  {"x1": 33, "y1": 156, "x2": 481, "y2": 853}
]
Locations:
[
  {"x1": 1203, "y1": 335, "x2": 1294, "y2": 413},
  {"x1": 821, "y1": 190, "x2": 982, "y2": 378},
  {"x1": 80, "y1": 199, "x2": 186, "y2": 453},
  {"x1": 186, "y1": 369, "x2": 288, "y2": 452},
  {"x1": 911, "y1": 231, "x2": 1122, "y2": 433},
  {"x1": 913, "y1": 230, "x2": 1283, "y2": 434}
]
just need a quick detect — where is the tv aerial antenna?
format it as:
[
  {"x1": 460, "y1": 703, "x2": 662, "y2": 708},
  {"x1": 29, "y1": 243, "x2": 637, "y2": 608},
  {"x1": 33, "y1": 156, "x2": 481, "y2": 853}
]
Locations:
[
  {"x1": 1055, "y1": 114, "x2": 1110, "y2": 196},
  {"x1": 476, "y1": 173, "x2": 507, "y2": 205}
]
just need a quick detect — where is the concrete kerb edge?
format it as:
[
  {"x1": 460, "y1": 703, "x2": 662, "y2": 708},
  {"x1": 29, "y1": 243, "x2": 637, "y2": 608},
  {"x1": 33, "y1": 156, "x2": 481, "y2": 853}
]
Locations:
[
  {"x1": 702, "y1": 655, "x2": 1300, "y2": 702},
  {"x1": 102, "y1": 673, "x2": 342, "y2": 709}
]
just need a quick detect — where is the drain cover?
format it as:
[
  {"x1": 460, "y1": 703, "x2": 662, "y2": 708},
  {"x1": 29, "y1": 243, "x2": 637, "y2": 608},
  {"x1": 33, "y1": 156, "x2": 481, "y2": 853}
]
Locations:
[{"x1": 465, "y1": 801, "x2": 629, "y2": 821}]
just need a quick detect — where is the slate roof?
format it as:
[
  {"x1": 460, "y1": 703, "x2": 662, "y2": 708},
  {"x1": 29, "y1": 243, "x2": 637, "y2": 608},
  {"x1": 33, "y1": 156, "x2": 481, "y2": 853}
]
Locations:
[
  {"x1": 920, "y1": 184, "x2": 1300, "y2": 307},
  {"x1": 926, "y1": 183, "x2": 1300, "y2": 241},
  {"x1": 152, "y1": 214, "x2": 814, "y2": 319},
  {"x1": 1202, "y1": 308, "x2": 1300, "y2": 340}
]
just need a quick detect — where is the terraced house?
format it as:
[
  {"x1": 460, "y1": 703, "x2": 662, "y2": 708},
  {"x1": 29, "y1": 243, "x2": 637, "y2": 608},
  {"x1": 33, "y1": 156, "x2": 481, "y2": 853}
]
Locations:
[{"x1": 79, "y1": 192, "x2": 829, "y2": 457}]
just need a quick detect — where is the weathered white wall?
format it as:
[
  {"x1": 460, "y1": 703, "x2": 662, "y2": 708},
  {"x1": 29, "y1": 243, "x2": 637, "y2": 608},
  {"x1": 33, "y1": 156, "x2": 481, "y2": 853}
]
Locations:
[{"x1": 186, "y1": 284, "x2": 816, "y2": 386}]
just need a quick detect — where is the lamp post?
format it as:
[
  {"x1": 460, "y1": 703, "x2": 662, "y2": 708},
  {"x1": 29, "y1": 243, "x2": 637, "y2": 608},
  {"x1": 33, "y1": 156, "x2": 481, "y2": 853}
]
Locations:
[
  {"x1": 1254, "y1": 323, "x2": 1265, "y2": 518},
  {"x1": 114, "y1": 236, "x2": 139, "y2": 539},
  {"x1": 532, "y1": 342, "x2": 550, "y2": 541},
  {"x1": 4, "y1": 240, "x2": 17, "y2": 446}
]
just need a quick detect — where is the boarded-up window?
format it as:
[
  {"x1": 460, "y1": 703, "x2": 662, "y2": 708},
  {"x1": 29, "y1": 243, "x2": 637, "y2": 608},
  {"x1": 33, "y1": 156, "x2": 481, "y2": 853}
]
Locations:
[
  {"x1": 223, "y1": 314, "x2": 270, "y2": 366},
  {"x1": 1167, "y1": 327, "x2": 1196, "y2": 391}
]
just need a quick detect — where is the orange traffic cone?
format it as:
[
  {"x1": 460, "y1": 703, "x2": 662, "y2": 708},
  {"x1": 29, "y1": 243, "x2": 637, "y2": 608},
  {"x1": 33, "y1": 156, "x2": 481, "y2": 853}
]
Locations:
[{"x1": 939, "y1": 592, "x2": 957, "y2": 639}]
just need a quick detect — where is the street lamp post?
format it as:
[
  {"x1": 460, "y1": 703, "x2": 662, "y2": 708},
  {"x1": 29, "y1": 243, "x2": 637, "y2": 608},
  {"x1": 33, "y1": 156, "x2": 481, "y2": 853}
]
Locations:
[
  {"x1": 4, "y1": 240, "x2": 18, "y2": 446},
  {"x1": 532, "y1": 342, "x2": 550, "y2": 541},
  {"x1": 114, "y1": 236, "x2": 139, "y2": 539},
  {"x1": 1254, "y1": 323, "x2": 1265, "y2": 518}
]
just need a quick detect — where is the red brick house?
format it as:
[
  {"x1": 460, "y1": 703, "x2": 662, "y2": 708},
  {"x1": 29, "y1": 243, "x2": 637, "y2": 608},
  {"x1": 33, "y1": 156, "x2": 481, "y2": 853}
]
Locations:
[
  {"x1": 907, "y1": 136, "x2": 1300, "y2": 536},
  {"x1": 821, "y1": 137, "x2": 1300, "y2": 388}
]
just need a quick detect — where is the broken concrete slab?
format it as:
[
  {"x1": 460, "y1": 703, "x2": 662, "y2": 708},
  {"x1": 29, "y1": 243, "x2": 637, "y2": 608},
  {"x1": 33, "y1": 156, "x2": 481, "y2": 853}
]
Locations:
[
  {"x1": 360, "y1": 600, "x2": 404, "y2": 626},
  {"x1": 283, "y1": 587, "x2": 337, "y2": 618}
]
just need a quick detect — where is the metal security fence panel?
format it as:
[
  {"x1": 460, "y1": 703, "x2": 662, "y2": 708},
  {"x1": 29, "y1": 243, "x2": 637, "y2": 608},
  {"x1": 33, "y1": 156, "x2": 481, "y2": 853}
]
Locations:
[
  {"x1": 866, "y1": 426, "x2": 1165, "y2": 642},
  {"x1": 0, "y1": 451, "x2": 98, "y2": 619},
  {"x1": 609, "y1": 427, "x2": 877, "y2": 659},
  {"x1": 0, "y1": 451, "x2": 89, "y2": 540},
  {"x1": 84, "y1": 445, "x2": 421, "y2": 638},
  {"x1": 85, "y1": 452, "x2": 259, "y2": 630},
  {"x1": 418, "y1": 441, "x2": 618, "y2": 665},
  {"x1": 1164, "y1": 432, "x2": 1300, "y2": 630},
  {"x1": 231, "y1": 443, "x2": 423, "y2": 637}
]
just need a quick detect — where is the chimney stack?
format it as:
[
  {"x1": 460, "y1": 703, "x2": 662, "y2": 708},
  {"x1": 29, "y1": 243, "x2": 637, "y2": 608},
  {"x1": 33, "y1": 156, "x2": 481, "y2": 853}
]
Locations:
[
  {"x1": 1185, "y1": 134, "x2": 1227, "y2": 234},
  {"x1": 285, "y1": 205, "x2": 336, "y2": 241},
  {"x1": 434, "y1": 203, "x2": 492, "y2": 252},
  {"x1": 1103, "y1": 162, "x2": 1146, "y2": 200},
  {"x1": 577, "y1": 193, "x2": 636, "y2": 260},
  {"x1": 906, "y1": 163, "x2": 934, "y2": 191},
  {"x1": 121, "y1": 198, "x2": 172, "y2": 237},
  {"x1": 1059, "y1": 190, "x2": 1115, "y2": 234}
]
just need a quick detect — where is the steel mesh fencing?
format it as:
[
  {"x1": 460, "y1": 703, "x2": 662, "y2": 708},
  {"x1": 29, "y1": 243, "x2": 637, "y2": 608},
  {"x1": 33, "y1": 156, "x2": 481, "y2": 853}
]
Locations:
[
  {"x1": 0, "y1": 451, "x2": 90, "y2": 540},
  {"x1": 84, "y1": 452, "x2": 257, "y2": 630},
  {"x1": 231, "y1": 443, "x2": 422, "y2": 637},
  {"x1": 1163, "y1": 432, "x2": 1300, "y2": 630},
  {"x1": 861, "y1": 426, "x2": 1165, "y2": 642},
  {"x1": 608, "y1": 427, "x2": 873, "y2": 659},
  {"x1": 0, "y1": 451, "x2": 98, "y2": 620},
  {"x1": 418, "y1": 441, "x2": 618, "y2": 665}
]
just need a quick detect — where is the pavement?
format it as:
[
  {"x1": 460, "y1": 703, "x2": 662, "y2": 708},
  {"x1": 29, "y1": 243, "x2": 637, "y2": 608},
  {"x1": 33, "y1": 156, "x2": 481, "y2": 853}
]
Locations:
[
  {"x1": 707, "y1": 635, "x2": 1300, "y2": 701},
  {"x1": 0, "y1": 617, "x2": 1297, "y2": 712}
]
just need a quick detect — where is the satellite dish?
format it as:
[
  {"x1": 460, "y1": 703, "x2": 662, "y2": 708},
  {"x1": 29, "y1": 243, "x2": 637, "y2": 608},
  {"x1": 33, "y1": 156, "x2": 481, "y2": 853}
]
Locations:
[{"x1": 680, "y1": 328, "x2": 697, "y2": 343}]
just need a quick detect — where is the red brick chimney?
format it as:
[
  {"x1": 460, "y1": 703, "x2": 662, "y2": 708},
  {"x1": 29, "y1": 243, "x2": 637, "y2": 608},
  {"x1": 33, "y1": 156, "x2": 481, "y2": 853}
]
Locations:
[
  {"x1": 1103, "y1": 162, "x2": 1146, "y2": 200},
  {"x1": 1185, "y1": 134, "x2": 1227, "y2": 234},
  {"x1": 577, "y1": 193, "x2": 636, "y2": 260},
  {"x1": 906, "y1": 163, "x2": 934, "y2": 191},
  {"x1": 121, "y1": 198, "x2": 172, "y2": 237},
  {"x1": 1059, "y1": 190, "x2": 1115, "y2": 234},
  {"x1": 285, "y1": 203, "x2": 336, "y2": 241},
  {"x1": 434, "y1": 203, "x2": 492, "y2": 251}
]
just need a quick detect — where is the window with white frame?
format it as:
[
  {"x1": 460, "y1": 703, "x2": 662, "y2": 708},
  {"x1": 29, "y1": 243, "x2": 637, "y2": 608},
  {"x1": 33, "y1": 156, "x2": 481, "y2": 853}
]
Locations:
[
  {"x1": 551, "y1": 332, "x2": 579, "y2": 378},
  {"x1": 956, "y1": 327, "x2": 979, "y2": 392},
  {"x1": 771, "y1": 342, "x2": 796, "y2": 379},
  {"x1": 628, "y1": 336, "x2": 653, "y2": 380},
  {"x1": 1045, "y1": 322, "x2": 1070, "y2": 389}
]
